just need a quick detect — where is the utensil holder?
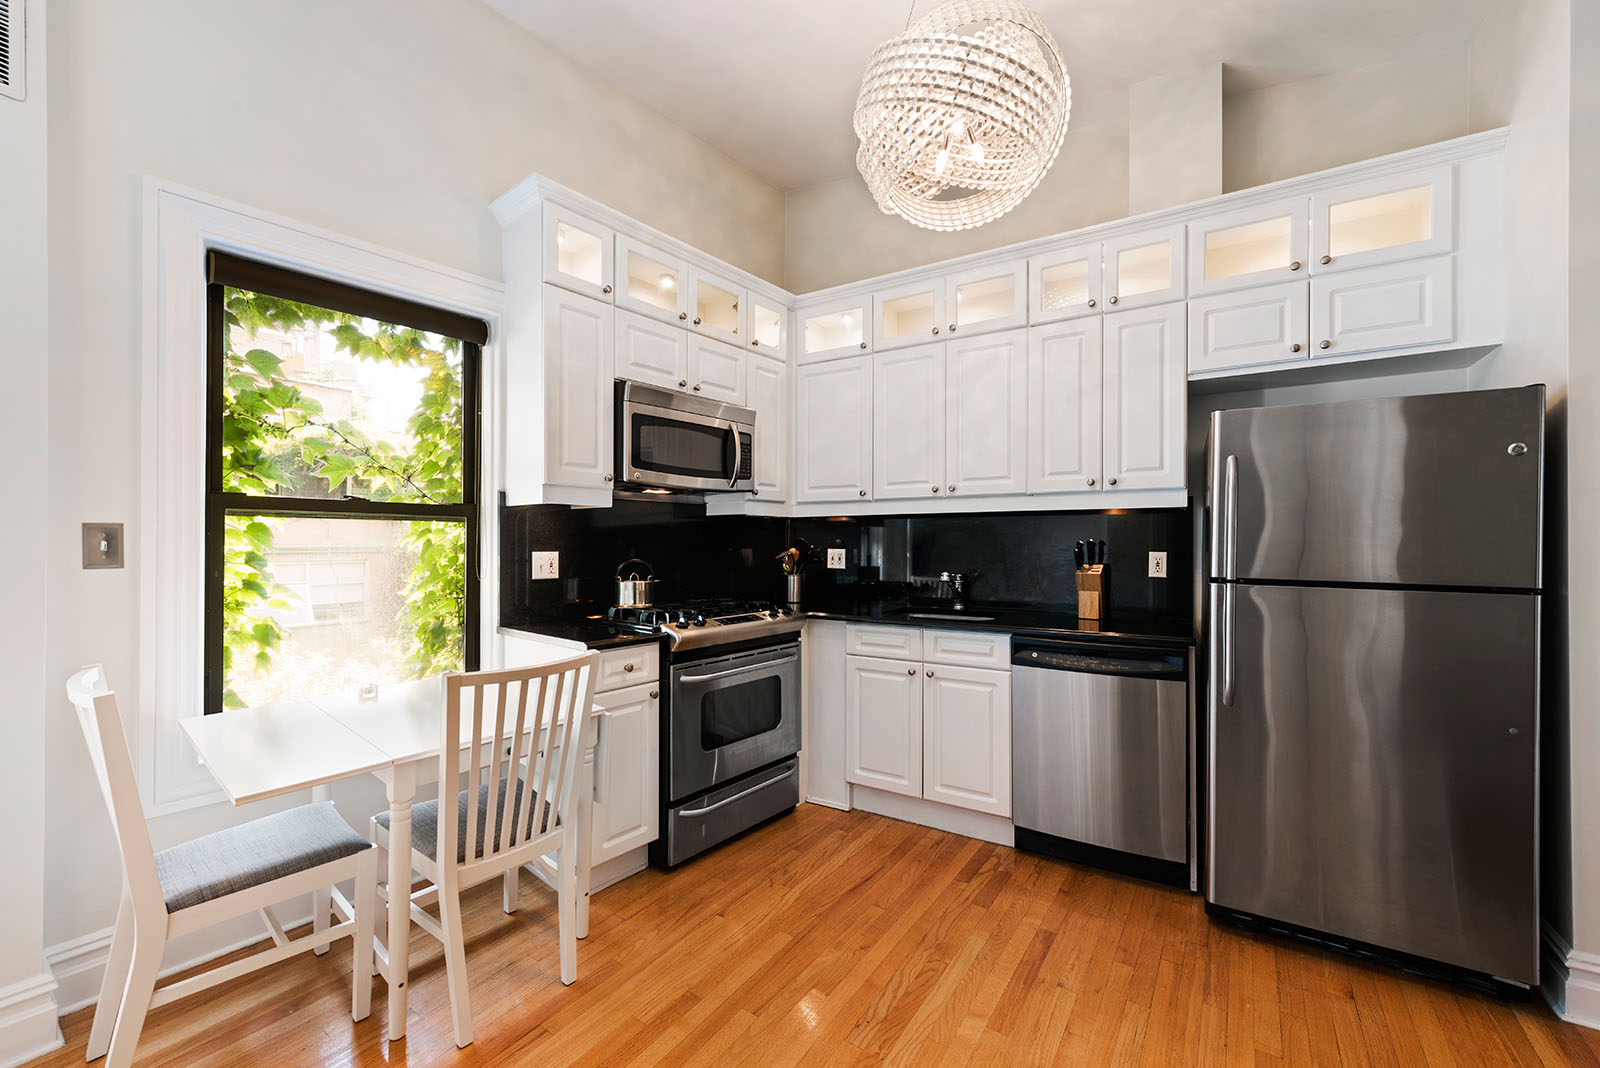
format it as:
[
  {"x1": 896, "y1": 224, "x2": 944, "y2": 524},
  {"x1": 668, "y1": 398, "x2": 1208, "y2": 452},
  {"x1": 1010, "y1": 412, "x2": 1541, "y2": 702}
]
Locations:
[
  {"x1": 1075, "y1": 566, "x2": 1106, "y2": 619},
  {"x1": 785, "y1": 574, "x2": 803, "y2": 606}
]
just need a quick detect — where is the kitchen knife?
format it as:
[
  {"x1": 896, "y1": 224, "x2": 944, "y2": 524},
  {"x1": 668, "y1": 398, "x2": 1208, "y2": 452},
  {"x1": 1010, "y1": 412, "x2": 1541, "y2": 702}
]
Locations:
[
  {"x1": 1074, "y1": 541, "x2": 1085, "y2": 569},
  {"x1": 1096, "y1": 540, "x2": 1106, "y2": 566}
]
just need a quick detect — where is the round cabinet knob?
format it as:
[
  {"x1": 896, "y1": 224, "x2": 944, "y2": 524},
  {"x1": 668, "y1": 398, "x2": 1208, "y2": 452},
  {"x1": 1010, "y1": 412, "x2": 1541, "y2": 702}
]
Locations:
[
  {"x1": 1109, "y1": 295, "x2": 1119, "y2": 305},
  {"x1": 1291, "y1": 343, "x2": 1303, "y2": 353},
  {"x1": 907, "y1": 668, "x2": 915, "y2": 676},
  {"x1": 1087, "y1": 477, "x2": 1096, "y2": 486},
  {"x1": 1290, "y1": 261, "x2": 1302, "y2": 272},
  {"x1": 925, "y1": 670, "x2": 934, "y2": 678},
  {"x1": 860, "y1": 341, "x2": 868, "y2": 350},
  {"x1": 932, "y1": 486, "x2": 940, "y2": 493},
  {"x1": 649, "y1": 690, "x2": 659, "y2": 699},
  {"x1": 602, "y1": 284, "x2": 613, "y2": 294},
  {"x1": 679, "y1": 379, "x2": 688, "y2": 387},
  {"x1": 752, "y1": 339, "x2": 760, "y2": 347},
  {"x1": 948, "y1": 485, "x2": 956, "y2": 494},
  {"x1": 1320, "y1": 339, "x2": 1332, "y2": 349},
  {"x1": 932, "y1": 326, "x2": 941, "y2": 335},
  {"x1": 623, "y1": 662, "x2": 635, "y2": 672},
  {"x1": 1320, "y1": 255, "x2": 1332, "y2": 265},
  {"x1": 859, "y1": 489, "x2": 868, "y2": 497},
  {"x1": 1508, "y1": 442, "x2": 1529, "y2": 457},
  {"x1": 1108, "y1": 476, "x2": 1118, "y2": 486},
  {"x1": 949, "y1": 324, "x2": 958, "y2": 333},
  {"x1": 751, "y1": 488, "x2": 760, "y2": 496},
  {"x1": 1087, "y1": 298, "x2": 1097, "y2": 308},
  {"x1": 604, "y1": 474, "x2": 614, "y2": 482},
  {"x1": 679, "y1": 312, "x2": 688, "y2": 320},
  {"x1": 693, "y1": 384, "x2": 702, "y2": 391},
  {"x1": 693, "y1": 317, "x2": 702, "y2": 325}
]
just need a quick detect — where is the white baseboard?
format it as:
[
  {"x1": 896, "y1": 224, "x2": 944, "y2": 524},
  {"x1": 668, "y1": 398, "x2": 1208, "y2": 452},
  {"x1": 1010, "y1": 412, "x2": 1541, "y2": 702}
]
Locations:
[
  {"x1": 0, "y1": 972, "x2": 63, "y2": 1068},
  {"x1": 1542, "y1": 921, "x2": 1600, "y2": 1031},
  {"x1": 850, "y1": 786, "x2": 1014, "y2": 846},
  {"x1": 804, "y1": 796, "x2": 851, "y2": 812}
]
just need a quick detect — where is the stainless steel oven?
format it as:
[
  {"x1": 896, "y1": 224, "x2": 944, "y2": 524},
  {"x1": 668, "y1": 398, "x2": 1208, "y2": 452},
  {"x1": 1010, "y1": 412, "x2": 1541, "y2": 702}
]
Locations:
[{"x1": 616, "y1": 380, "x2": 755, "y2": 493}]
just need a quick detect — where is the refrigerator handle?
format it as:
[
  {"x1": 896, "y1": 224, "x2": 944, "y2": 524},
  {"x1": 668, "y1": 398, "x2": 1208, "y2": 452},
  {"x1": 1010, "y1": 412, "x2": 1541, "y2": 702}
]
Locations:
[
  {"x1": 1221, "y1": 582, "x2": 1236, "y2": 707},
  {"x1": 1224, "y1": 454, "x2": 1238, "y2": 581}
]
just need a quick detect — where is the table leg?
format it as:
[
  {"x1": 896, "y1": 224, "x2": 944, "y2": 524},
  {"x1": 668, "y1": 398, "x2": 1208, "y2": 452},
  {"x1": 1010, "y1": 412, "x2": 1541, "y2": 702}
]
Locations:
[
  {"x1": 312, "y1": 784, "x2": 332, "y2": 955},
  {"x1": 384, "y1": 765, "x2": 417, "y2": 1042}
]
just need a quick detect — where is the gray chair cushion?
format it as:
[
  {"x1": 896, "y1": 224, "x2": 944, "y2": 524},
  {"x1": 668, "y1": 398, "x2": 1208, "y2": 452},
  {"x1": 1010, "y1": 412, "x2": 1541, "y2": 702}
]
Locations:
[
  {"x1": 375, "y1": 777, "x2": 553, "y2": 864},
  {"x1": 154, "y1": 801, "x2": 373, "y2": 914}
]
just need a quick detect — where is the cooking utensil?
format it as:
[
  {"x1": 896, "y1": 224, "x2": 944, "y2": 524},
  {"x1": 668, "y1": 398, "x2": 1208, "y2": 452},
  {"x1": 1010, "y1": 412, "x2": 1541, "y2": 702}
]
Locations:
[
  {"x1": 777, "y1": 548, "x2": 801, "y2": 575},
  {"x1": 615, "y1": 558, "x2": 660, "y2": 607},
  {"x1": 1074, "y1": 541, "x2": 1086, "y2": 569}
]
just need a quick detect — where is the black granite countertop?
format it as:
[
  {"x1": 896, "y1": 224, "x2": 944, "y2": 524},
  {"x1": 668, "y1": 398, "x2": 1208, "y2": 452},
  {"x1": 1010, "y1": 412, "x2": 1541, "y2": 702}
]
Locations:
[
  {"x1": 802, "y1": 601, "x2": 1196, "y2": 647},
  {"x1": 497, "y1": 618, "x2": 664, "y2": 650}
]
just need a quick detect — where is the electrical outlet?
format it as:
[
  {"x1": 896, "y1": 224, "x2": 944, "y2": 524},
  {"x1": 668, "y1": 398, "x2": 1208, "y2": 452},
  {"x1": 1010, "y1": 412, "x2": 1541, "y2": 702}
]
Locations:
[
  {"x1": 531, "y1": 551, "x2": 560, "y2": 579},
  {"x1": 1148, "y1": 551, "x2": 1168, "y2": 579},
  {"x1": 826, "y1": 548, "x2": 847, "y2": 570}
]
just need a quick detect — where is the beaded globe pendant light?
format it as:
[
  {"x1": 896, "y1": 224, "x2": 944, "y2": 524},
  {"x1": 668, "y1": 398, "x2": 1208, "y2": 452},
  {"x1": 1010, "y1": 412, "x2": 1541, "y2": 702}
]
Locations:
[{"x1": 853, "y1": 0, "x2": 1071, "y2": 231}]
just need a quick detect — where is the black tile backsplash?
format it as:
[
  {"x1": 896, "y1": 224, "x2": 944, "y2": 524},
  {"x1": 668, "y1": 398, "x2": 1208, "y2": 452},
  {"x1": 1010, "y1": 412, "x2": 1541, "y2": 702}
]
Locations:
[{"x1": 500, "y1": 498, "x2": 1194, "y2": 625}]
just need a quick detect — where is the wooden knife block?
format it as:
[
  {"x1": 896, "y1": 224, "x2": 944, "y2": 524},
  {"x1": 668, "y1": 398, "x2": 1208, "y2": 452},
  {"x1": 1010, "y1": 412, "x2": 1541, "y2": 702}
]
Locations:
[{"x1": 1076, "y1": 565, "x2": 1106, "y2": 620}]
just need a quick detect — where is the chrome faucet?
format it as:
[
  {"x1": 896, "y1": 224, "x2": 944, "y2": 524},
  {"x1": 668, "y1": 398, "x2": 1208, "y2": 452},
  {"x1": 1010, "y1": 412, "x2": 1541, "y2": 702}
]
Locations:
[{"x1": 940, "y1": 571, "x2": 971, "y2": 611}]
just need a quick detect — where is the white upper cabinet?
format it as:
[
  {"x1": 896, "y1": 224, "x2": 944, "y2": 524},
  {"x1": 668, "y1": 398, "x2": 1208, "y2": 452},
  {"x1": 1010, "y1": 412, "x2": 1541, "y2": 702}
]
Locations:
[
  {"x1": 872, "y1": 344, "x2": 946, "y2": 500},
  {"x1": 615, "y1": 235, "x2": 692, "y2": 325},
  {"x1": 922, "y1": 665, "x2": 1011, "y2": 818},
  {"x1": 747, "y1": 353, "x2": 789, "y2": 502},
  {"x1": 1028, "y1": 241, "x2": 1102, "y2": 324},
  {"x1": 686, "y1": 336, "x2": 746, "y2": 405},
  {"x1": 1187, "y1": 281, "x2": 1310, "y2": 374},
  {"x1": 748, "y1": 295, "x2": 788, "y2": 359},
  {"x1": 1103, "y1": 302, "x2": 1186, "y2": 492},
  {"x1": 945, "y1": 328, "x2": 1028, "y2": 497},
  {"x1": 542, "y1": 286, "x2": 615, "y2": 492},
  {"x1": 945, "y1": 260, "x2": 1028, "y2": 337},
  {"x1": 1027, "y1": 317, "x2": 1103, "y2": 494},
  {"x1": 798, "y1": 295, "x2": 871, "y2": 363},
  {"x1": 1310, "y1": 255, "x2": 1454, "y2": 357},
  {"x1": 615, "y1": 307, "x2": 688, "y2": 391},
  {"x1": 543, "y1": 204, "x2": 615, "y2": 302},
  {"x1": 1311, "y1": 165, "x2": 1454, "y2": 274},
  {"x1": 795, "y1": 355, "x2": 873, "y2": 502},
  {"x1": 687, "y1": 266, "x2": 746, "y2": 345},
  {"x1": 1187, "y1": 197, "x2": 1310, "y2": 297},
  {"x1": 874, "y1": 278, "x2": 947, "y2": 350},
  {"x1": 1103, "y1": 225, "x2": 1186, "y2": 311}
]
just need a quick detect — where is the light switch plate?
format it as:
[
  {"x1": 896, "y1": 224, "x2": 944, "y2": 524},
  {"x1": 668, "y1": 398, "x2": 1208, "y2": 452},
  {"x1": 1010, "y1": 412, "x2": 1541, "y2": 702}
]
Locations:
[
  {"x1": 532, "y1": 551, "x2": 560, "y2": 579},
  {"x1": 826, "y1": 548, "x2": 846, "y2": 570},
  {"x1": 83, "y1": 523, "x2": 124, "y2": 569},
  {"x1": 1148, "y1": 551, "x2": 1168, "y2": 579}
]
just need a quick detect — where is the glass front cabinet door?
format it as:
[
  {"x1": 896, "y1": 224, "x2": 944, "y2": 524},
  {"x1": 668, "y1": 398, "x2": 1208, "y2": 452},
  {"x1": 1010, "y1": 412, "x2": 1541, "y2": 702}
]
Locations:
[
  {"x1": 874, "y1": 278, "x2": 946, "y2": 351},
  {"x1": 542, "y1": 204, "x2": 615, "y2": 302},
  {"x1": 615, "y1": 235, "x2": 692, "y2": 324},
  {"x1": 798, "y1": 296, "x2": 871, "y2": 364},
  {"x1": 1103, "y1": 225, "x2": 1187, "y2": 311},
  {"x1": 748, "y1": 296, "x2": 788, "y2": 358},
  {"x1": 1028, "y1": 242, "x2": 1102, "y2": 324},
  {"x1": 945, "y1": 259, "x2": 1027, "y2": 337},
  {"x1": 687, "y1": 266, "x2": 746, "y2": 346},
  {"x1": 1311, "y1": 165, "x2": 1454, "y2": 273},
  {"x1": 1188, "y1": 197, "x2": 1310, "y2": 297}
]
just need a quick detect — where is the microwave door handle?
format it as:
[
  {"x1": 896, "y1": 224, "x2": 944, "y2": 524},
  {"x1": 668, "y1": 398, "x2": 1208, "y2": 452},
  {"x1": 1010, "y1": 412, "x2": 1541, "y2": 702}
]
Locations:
[{"x1": 727, "y1": 421, "x2": 742, "y2": 488}]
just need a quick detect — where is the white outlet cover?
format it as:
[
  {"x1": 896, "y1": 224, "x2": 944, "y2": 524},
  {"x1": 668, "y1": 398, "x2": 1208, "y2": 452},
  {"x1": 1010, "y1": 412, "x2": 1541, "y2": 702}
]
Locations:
[
  {"x1": 826, "y1": 548, "x2": 847, "y2": 570},
  {"x1": 1148, "y1": 551, "x2": 1167, "y2": 579},
  {"x1": 532, "y1": 551, "x2": 560, "y2": 579}
]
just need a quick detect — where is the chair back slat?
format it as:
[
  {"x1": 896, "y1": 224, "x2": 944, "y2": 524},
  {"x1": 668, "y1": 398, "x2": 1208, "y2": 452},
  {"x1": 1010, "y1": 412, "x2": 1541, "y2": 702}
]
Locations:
[
  {"x1": 436, "y1": 655, "x2": 596, "y2": 875},
  {"x1": 64, "y1": 667, "x2": 165, "y2": 919}
]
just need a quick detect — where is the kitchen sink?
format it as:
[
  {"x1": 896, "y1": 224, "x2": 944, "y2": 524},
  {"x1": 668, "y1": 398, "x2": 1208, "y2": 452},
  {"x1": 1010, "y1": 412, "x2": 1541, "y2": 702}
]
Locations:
[{"x1": 904, "y1": 612, "x2": 997, "y2": 622}]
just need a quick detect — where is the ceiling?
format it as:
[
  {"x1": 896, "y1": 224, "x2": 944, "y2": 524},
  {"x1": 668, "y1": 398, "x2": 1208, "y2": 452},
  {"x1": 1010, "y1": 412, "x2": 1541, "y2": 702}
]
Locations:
[{"x1": 484, "y1": 0, "x2": 1494, "y2": 190}]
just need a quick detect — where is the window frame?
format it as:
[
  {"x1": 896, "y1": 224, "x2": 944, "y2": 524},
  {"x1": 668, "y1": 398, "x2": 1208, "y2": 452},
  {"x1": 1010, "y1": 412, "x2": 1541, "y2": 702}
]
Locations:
[{"x1": 202, "y1": 256, "x2": 483, "y2": 715}]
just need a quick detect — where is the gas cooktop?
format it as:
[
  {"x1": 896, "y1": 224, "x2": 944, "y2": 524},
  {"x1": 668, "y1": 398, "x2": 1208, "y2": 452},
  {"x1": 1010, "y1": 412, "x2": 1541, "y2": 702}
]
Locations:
[{"x1": 606, "y1": 599, "x2": 802, "y2": 651}]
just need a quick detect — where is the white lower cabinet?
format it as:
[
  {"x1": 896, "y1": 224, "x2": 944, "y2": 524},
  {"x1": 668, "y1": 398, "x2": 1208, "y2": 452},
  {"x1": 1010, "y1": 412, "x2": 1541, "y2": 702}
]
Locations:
[
  {"x1": 923, "y1": 665, "x2": 1011, "y2": 818},
  {"x1": 747, "y1": 353, "x2": 789, "y2": 502},
  {"x1": 945, "y1": 328, "x2": 1028, "y2": 497},
  {"x1": 1103, "y1": 302, "x2": 1186, "y2": 492},
  {"x1": 591, "y1": 680, "x2": 660, "y2": 864},
  {"x1": 796, "y1": 355, "x2": 873, "y2": 502},
  {"x1": 873, "y1": 344, "x2": 946, "y2": 500},
  {"x1": 1310, "y1": 254, "x2": 1454, "y2": 357},
  {"x1": 616, "y1": 306, "x2": 689, "y2": 391},
  {"x1": 845, "y1": 655, "x2": 923, "y2": 798}
]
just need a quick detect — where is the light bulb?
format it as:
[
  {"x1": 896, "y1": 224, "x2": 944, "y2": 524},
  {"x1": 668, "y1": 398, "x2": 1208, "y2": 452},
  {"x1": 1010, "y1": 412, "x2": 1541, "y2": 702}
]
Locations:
[
  {"x1": 970, "y1": 140, "x2": 985, "y2": 163},
  {"x1": 935, "y1": 148, "x2": 950, "y2": 176},
  {"x1": 841, "y1": 313, "x2": 854, "y2": 326},
  {"x1": 556, "y1": 231, "x2": 566, "y2": 246},
  {"x1": 659, "y1": 274, "x2": 675, "y2": 290},
  {"x1": 950, "y1": 115, "x2": 966, "y2": 139}
]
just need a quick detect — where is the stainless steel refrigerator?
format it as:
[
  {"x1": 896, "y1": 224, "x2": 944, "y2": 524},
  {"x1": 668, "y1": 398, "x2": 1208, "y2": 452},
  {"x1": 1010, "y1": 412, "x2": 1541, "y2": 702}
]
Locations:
[{"x1": 1206, "y1": 385, "x2": 1544, "y2": 986}]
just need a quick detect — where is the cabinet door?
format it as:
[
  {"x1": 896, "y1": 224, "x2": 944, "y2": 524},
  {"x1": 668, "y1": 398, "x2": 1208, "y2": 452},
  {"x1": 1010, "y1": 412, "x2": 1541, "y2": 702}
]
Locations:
[
  {"x1": 1187, "y1": 281, "x2": 1310, "y2": 374},
  {"x1": 873, "y1": 344, "x2": 946, "y2": 500},
  {"x1": 1027, "y1": 318, "x2": 1103, "y2": 494},
  {"x1": 543, "y1": 286, "x2": 615, "y2": 490},
  {"x1": 798, "y1": 295, "x2": 870, "y2": 363},
  {"x1": 845, "y1": 655, "x2": 923, "y2": 798},
  {"x1": 1311, "y1": 165, "x2": 1454, "y2": 274},
  {"x1": 687, "y1": 266, "x2": 746, "y2": 345},
  {"x1": 687, "y1": 336, "x2": 747, "y2": 405},
  {"x1": 874, "y1": 277, "x2": 946, "y2": 351},
  {"x1": 1104, "y1": 225, "x2": 1187, "y2": 311},
  {"x1": 747, "y1": 354, "x2": 789, "y2": 502},
  {"x1": 543, "y1": 204, "x2": 614, "y2": 302},
  {"x1": 923, "y1": 665, "x2": 1011, "y2": 817},
  {"x1": 592, "y1": 682, "x2": 660, "y2": 864},
  {"x1": 615, "y1": 235, "x2": 692, "y2": 324},
  {"x1": 1310, "y1": 255, "x2": 1454, "y2": 357},
  {"x1": 1029, "y1": 241, "x2": 1102, "y2": 324},
  {"x1": 946, "y1": 328, "x2": 1028, "y2": 497},
  {"x1": 748, "y1": 295, "x2": 789, "y2": 359},
  {"x1": 795, "y1": 356, "x2": 873, "y2": 502},
  {"x1": 1103, "y1": 302, "x2": 1186, "y2": 492},
  {"x1": 615, "y1": 307, "x2": 689, "y2": 391},
  {"x1": 1188, "y1": 197, "x2": 1309, "y2": 297},
  {"x1": 946, "y1": 259, "x2": 1028, "y2": 336}
]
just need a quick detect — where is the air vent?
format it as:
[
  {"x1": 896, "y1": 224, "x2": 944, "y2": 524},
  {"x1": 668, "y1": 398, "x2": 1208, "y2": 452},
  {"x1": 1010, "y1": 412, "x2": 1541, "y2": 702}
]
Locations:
[{"x1": 0, "y1": 0, "x2": 25, "y2": 103}]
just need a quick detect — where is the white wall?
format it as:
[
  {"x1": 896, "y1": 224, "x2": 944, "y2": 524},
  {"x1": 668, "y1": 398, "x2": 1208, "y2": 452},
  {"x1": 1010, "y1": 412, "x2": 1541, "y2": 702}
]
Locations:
[
  {"x1": 1129, "y1": 65, "x2": 1222, "y2": 213},
  {"x1": 40, "y1": 0, "x2": 784, "y2": 978}
]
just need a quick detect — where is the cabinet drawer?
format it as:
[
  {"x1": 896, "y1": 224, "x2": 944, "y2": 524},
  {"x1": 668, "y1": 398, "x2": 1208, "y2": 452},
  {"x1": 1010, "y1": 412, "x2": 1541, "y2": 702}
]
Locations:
[
  {"x1": 845, "y1": 624, "x2": 923, "y2": 662},
  {"x1": 924, "y1": 630, "x2": 1009, "y2": 670},
  {"x1": 597, "y1": 644, "x2": 660, "y2": 692}
]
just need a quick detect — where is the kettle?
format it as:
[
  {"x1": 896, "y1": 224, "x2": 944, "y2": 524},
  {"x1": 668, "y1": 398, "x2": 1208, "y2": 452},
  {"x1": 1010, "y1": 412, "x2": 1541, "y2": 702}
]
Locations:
[{"x1": 614, "y1": 558, "x2": 660, "y2": 607}]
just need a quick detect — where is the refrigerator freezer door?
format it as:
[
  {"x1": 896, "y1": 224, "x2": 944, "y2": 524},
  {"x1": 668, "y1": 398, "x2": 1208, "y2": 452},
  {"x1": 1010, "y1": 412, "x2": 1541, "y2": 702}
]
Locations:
[
  {"x1": 1207, "y1": 583, "x2": 1539, "y2": 983},
  {"x1": 1208, "y1": 385, "x2": 1544, "y2": 588}
]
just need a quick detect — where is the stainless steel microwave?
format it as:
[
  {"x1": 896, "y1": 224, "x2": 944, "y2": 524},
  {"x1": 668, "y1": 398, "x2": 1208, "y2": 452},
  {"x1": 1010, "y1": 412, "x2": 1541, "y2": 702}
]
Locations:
[{"x1": 615, "y1": 380, "x2": 755, "y2": 493}]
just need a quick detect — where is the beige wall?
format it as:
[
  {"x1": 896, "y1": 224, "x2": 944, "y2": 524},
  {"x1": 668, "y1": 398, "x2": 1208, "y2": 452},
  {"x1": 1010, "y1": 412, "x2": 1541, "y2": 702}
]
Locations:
[{"x1": 1130, "y1": 64, "x2": 1222, "y2": 213}]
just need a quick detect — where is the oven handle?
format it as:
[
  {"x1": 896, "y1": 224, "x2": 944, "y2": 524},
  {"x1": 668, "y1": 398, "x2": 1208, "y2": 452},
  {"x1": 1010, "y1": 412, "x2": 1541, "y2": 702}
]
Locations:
[
  {"x1": 676, "y1": 655, "x2": 798, "y2": 685},
  {"x1": 678, "y1": 763, "x2": 797, "y2": 818}
]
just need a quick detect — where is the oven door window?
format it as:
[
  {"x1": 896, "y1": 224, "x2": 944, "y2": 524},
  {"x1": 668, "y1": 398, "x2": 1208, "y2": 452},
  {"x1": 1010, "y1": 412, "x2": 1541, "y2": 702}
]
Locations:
[
  {"x1": 700, "y1": 675, "x2": 782, "y2": 749},
  {"x1": 631, "y1": 414, "x2": 734, "y2": 481}
]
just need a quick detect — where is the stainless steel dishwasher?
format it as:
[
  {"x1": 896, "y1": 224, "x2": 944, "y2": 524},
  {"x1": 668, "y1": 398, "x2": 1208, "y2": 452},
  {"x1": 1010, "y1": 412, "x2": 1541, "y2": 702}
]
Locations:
[{"x1": 1011, "y1": 638, "x2": 1196, "y2": 889}]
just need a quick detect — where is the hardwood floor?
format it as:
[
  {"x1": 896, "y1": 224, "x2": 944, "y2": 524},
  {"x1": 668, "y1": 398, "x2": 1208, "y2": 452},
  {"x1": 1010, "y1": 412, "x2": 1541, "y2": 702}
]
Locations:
[{"x1": 34, "y1": 804, "x2": 1600, "y2": 1068}]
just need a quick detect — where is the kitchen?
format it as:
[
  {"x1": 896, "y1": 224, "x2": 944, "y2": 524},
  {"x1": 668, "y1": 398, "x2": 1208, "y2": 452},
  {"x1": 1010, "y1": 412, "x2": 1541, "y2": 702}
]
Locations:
[{"x1": 8, "y1": 0, "x2": 1600, "y2": 1067}]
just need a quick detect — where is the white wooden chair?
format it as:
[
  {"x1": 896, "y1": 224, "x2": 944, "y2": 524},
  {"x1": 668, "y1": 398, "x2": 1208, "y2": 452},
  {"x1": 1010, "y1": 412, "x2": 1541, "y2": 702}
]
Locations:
[
  {"x1": 370, "y1": 654, "x2": 597, "y2": 1048},
  {"x1": 64, "y1": 665, "x2": 378, "y2": 1068}
]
